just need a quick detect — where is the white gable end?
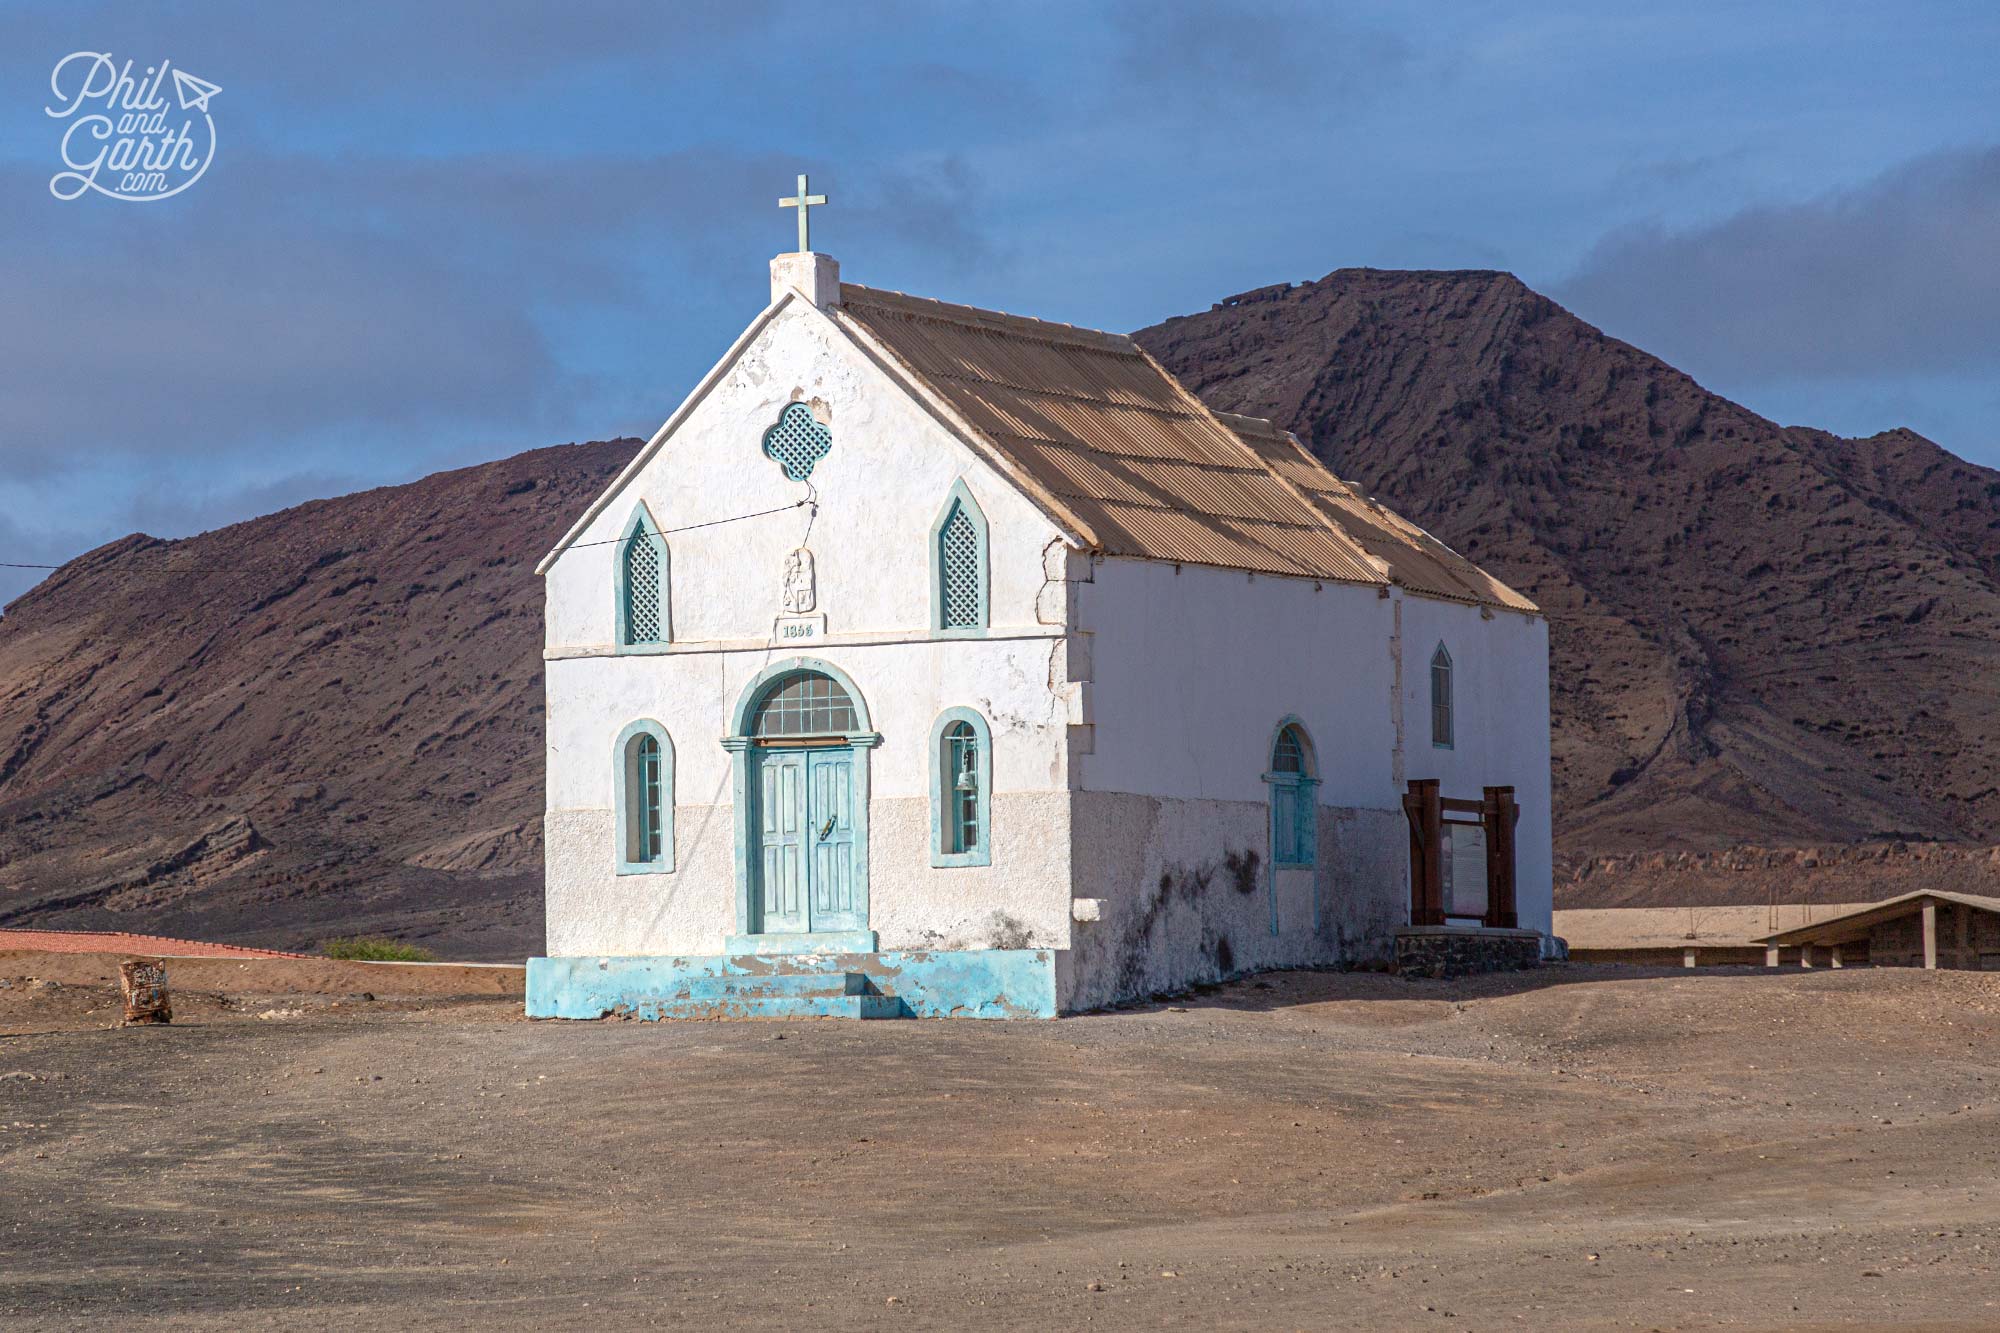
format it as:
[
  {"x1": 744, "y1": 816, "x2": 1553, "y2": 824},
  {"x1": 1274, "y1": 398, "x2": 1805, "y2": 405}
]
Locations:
[{"x1": 544, "y1": 296, "x2": 1068, "y2": 651}]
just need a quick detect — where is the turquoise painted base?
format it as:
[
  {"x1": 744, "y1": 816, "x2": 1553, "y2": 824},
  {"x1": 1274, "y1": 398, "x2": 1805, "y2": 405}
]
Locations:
[
  {"x1": 527, "y1": 949, "x2": 1058, "y2": 1021},
  {"x1": 721, "y1": 930, "x2": 878, "y2": 956}
]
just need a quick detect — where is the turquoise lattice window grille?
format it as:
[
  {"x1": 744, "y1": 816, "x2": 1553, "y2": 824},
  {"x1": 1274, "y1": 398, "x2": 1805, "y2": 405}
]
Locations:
[
  {"x1": 1266, "y1": 720, "x2": 1318, "y2": 868},
  {"x1": 616, "y1": 505, "x2": 669, "y2": 648},
  {"x1": 1430, "y1": 643, "x2": 1454, "y2": 749},
  {"x1": 762, "y1": 402, "x2": 832, "y2": 481},
  {"x1": 930, "y1": 707, "x2": 992, "y2": 867},
  {"x1": 940, "y1": 508, "x2": 979, "y2": 625},
  {"x1": 615, "y1": 720, "x2": 674, "y2": 874},
  {"x1": 931, "y1": 480, "x2": 989, "y2": 634}
]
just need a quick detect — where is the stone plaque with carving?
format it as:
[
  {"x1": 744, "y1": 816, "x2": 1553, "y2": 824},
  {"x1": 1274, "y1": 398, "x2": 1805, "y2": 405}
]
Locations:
[{"x1": 782, "y1": 547, "x2": 816, "y2": 614}]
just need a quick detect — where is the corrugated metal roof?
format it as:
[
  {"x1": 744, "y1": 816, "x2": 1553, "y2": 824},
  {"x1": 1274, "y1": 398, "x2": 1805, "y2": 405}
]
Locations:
[
  {"x1": 836, "y1": 283, "x2": 1534, "y2": 610},
  {"x1": 1222, "y1": 413, "x2": 1538, "y2": 611},
  {"x1": 1753, "y1": 890, "x2": 2000, "y2": 946}
]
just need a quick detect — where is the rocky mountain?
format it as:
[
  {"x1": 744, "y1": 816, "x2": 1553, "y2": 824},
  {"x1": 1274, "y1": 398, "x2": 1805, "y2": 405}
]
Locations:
[
  {"x1": 5, "y1": 269, "x2": 1998, "y2": 951},
  {"x1": 1135, "y1": 271, "x2": 2000, "y2": 878},
  {"x1": 0, "y1": 440, "x2": 640, "y2": 958}
]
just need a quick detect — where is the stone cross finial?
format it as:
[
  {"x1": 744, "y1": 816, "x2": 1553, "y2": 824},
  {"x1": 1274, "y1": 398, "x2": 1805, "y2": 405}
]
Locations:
[{"x1": 778, "y1": 173, "x2": 827, "y2": 253}]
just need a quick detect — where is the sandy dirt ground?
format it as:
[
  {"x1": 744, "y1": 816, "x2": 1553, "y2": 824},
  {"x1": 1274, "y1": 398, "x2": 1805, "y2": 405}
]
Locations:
[{"x1": 1, "y1": 959, "x2": 1997, "y2": 1330}]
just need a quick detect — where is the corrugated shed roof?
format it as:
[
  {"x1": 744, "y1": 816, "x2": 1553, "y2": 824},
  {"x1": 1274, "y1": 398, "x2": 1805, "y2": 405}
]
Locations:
[
  {"x1": 1754, "y1": 890, "x2": 2000, "y2": 946},
  {"x1": 836, "y1": 283, "x2": 1534, "y2": 610}
]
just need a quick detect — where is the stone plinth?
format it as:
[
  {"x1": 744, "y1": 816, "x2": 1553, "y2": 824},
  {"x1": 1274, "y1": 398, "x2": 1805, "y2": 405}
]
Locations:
[{"x1": 1394, "y1": 926, "x2": 1542, "y2": 980}]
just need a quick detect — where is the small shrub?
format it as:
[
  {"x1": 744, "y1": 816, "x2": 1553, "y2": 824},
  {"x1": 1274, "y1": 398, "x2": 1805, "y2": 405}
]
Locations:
[{"x1": 321, "y1": 936, "x2": 436, "y2": 963}]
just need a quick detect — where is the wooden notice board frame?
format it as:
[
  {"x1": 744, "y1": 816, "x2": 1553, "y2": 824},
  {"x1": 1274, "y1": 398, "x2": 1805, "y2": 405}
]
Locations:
[{"x1": 1401, "y1": 779, "x2": 1520, "y2": 929}]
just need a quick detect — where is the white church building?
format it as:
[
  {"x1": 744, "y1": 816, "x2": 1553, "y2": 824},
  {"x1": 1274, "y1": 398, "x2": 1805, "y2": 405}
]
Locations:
[{"x1": 527, "y1": 212, "x2": 1553, "y2": 1019}]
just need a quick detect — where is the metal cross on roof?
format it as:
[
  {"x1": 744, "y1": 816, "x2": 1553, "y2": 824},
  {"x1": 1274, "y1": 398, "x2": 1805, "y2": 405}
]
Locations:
[{"x1": 778, "y1": 173, "x2": 827, "y2": 253}]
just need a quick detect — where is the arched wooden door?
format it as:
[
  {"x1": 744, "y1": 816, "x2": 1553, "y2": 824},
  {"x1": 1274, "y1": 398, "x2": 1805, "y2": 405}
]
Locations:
[{"x1": 747, "y1": 670, "x2": 866, "y2": 936}]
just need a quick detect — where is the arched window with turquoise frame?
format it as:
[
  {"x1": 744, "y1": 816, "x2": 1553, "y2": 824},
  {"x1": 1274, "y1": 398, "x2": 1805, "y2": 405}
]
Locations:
[
  {"x1": 930, "y1": 707, "x2": 992, "y2": 867},
  {"x1": 931, "y1": 480, "x2": 989, "y2": 635},
  {"x1": 1430, "y1": 642, "x2": 1454, "y2": 749},
  {"x1": 615, "y1": 720, "x2": 674, "y2": 874},
  {"x1": 1264, "y1": 717, "x2": 1318, "y2": 867},
  {"x1": 616, "y1": 503, "x2": 670, "y2": 649}
]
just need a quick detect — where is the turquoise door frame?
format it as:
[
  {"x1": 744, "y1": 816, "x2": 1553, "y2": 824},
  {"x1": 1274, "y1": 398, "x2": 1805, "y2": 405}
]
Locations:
[
  {"x1": 723, "y1": 658, "x2": 880, "y2": 955},
  {"x1": 747, "y1": 745, "x2": 865, "y2": 937}
]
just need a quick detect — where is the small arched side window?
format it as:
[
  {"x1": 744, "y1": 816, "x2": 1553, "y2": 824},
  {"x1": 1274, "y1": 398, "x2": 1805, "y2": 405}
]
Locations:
[
  {"x1": 1265, "y1": 719, "x2": 1319, "y2": 867},
  {"x1": 615, "y1": 721, "x2": 674, "y2": 874},
  {"x1": 932, "y1": 480, "x2": 989, "y2": 635},
  {"x1": 1430, "y1": 643, "x2": 1454, "y2": 749},
  {"x1": 617, "y1": 505, "x2": 670, "y2": 648},
  {"x1": 930, "y1": 707, "x2": 992, "y2": 867}
]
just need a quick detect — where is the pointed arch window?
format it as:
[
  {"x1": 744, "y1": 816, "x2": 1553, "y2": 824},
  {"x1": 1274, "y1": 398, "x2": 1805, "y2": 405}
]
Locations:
[
  {"x1": 616, "y1": 505, "x2": 670, "y2": 648},
  {"x1": 931, "y1": 480, "x2": 989, "y2": 635},
  {"x1": 1265, "y1": 720, "x2": 1318, "y2": 867},
  {"x1": 930, "y1": 707, "x2": 992, "y2": 867},
  {"x1": 1430, "y1": 644, "x2": 1454, "y2": 749},
  {"x1": 615, "y1": 720, "x2": 674, "y2": 874}
]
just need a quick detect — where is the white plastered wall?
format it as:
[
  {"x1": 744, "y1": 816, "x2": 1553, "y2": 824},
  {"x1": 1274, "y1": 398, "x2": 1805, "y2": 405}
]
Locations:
[
  {"x1": 541, "y1": 295, "x2": 1080, "y2": 957},
  {"x1": 1393, "y1": 592, "x2": 1554, "y2": 937},
  {"x1": 1061, "y1": 559, "x2": 1406, "y2": 1005},
  {"x1": 1058, "y1": 557, "x2": 1552, "y2": 1007},
  {"x1": 543, "y1": 297, "x2": 1063, "y2": 647}
]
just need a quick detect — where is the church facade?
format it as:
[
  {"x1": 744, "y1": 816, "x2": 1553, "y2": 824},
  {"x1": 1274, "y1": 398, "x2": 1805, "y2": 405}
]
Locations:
[{"x1": 527, "y1": 247, "x2": 1553, "y2": 1019}]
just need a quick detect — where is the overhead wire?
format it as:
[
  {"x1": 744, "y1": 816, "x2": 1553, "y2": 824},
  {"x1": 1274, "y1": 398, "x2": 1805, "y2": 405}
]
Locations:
[{"x1": 0, "y1": 498, "x2": 812, "y2": 579}]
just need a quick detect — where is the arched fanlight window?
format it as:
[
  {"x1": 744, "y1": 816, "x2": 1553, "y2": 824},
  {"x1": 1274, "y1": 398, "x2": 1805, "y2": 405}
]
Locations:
[
  {"x1": 1266, "y1": 720, "x2": 1318, "y2": 868},
  {"x1": 615, "y1": 721, "x2": 674, "y2": 874},
  {"x1": 750, "y1": 670, "x2": 859, "y2": 738},
  {"x1": 1430, "y1": 644, "x2": 1454, "y2": 749},
  {"x1": 616, "y1": 505, "x2": 670, "y2": 648},
  {"x1": 930, "y1": 708, "x2": 992, "y2": 867},
  {"x1": 931, "y1": 480, "x2": 989, "y2": 634}
]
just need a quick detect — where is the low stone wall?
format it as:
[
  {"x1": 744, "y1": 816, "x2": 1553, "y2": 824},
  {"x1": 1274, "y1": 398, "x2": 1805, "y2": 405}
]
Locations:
[
  {"x1": 1395, "y1": 927, "x2": 1542, "y2": 979},
  {"x1": 1572, "y1": 945, "x2": 1783, "y2": 967}
]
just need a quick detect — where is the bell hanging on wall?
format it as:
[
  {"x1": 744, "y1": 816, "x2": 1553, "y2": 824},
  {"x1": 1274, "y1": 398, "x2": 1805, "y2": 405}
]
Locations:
[{"x1": 955, "y1": 756, "x2": 978, "y2": 793}]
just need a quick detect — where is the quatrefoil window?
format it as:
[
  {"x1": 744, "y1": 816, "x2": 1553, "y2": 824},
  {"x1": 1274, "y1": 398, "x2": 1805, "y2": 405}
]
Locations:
[{"x1": 762, "y1": 403, "x2": 832, "y2": 481}]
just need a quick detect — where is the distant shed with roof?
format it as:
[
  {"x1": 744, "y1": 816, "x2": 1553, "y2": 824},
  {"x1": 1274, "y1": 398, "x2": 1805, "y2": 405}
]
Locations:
[{"x1": 1754, "y1": 891, "x2": 2000, "y2": 970}]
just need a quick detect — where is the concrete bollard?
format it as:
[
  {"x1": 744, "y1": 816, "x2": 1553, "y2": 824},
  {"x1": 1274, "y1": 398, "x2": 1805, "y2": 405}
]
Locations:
[{"x1": 119, "y1": 959, "x2": 171, "y2": 1025}]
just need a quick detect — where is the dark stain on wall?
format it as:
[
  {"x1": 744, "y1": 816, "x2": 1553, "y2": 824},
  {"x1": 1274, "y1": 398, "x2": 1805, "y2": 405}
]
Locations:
[{"x1": 1113, "y1": 850, "x2": 1263, "y2": 997}]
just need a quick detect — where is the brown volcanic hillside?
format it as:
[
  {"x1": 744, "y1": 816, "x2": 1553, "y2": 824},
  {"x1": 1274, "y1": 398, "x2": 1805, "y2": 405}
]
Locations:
[
  {"x1": 0, "y1": 439, "x2": 639, "y2": 957},
  {"x1": 1136, "y1": 272, "x2": 2000, "y2": 860}
]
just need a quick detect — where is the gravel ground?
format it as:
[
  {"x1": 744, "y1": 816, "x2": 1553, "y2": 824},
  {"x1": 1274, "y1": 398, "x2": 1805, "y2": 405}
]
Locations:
[{"x1": 1, "y1": 962, "x2": 1996, "y2": 1329}]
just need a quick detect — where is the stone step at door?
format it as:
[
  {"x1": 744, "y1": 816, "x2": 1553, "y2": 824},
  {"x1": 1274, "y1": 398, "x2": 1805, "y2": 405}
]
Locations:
[{"x1": 659, "y1": 970, "x2": 910, "y2": 1019}]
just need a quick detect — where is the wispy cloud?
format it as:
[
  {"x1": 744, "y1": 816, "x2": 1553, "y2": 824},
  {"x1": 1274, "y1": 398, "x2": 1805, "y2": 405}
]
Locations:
[
  {"x1": 1105, "y1": 0, "x2": 1412, "y2": 111},
  {"x1": 0, "y1": 147, "x2": 996, "y2": 475},
  {"x1": 1557, "y1": 145, "x2": 2000, "y2": 381}
]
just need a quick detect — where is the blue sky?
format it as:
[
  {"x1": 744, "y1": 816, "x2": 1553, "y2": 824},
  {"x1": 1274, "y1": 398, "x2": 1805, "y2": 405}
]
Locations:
[{"x1": 4, "y1": 0, "x2": 1999, "y2": 605}]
